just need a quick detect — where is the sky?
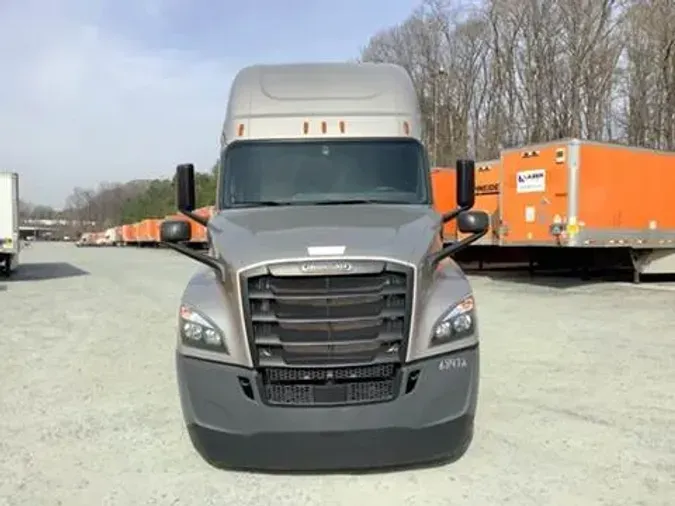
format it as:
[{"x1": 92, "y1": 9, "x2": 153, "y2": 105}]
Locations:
[{"x1": 0, "y1": 0, "x2": 421, "y2": 208}]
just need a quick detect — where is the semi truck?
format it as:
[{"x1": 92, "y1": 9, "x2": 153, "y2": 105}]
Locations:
[
  {"x1": 159, "y1": 62, "x2": 490, "y2": 471},
  {"x1": 0, "y1": 171, "x2": 20, "y2": 277}
]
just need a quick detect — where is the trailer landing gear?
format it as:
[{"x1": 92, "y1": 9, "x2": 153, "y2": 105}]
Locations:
[{"x1": 629, "y1": 248, "x2": 675, "y2": 284}]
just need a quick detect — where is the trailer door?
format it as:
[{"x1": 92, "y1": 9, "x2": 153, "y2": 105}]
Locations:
[{"x1": 500, "y1": 143, "x2": 570, "y2": 245}]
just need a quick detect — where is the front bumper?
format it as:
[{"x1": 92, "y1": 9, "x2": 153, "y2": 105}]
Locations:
[{"x1": 176, "y1": 346, "x2": 479, "y2": 471}]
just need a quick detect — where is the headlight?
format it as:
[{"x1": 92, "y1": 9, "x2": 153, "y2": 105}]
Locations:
[
  {"x1": 179, "y1": 305, "x2": 227, "y2": 351},
  {"x1": 430, "y1": 295, "x2": 476, "y2": 344}
]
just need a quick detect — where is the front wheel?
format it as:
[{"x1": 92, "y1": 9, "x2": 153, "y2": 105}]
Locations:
[{"x1": 0, "y1": 258, "x2": 10, "y2": 278}]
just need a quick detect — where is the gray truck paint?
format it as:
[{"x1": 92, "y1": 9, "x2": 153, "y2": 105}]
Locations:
[
  {"x1": 171, "y1": 61, "x2": 480, "y2": 470},
  {"x1": 176, "y1": 345, "x2": 478, "y2": 471},
  {"x1": 220, "y1": 62, "x2": 423, "y2": 145}
]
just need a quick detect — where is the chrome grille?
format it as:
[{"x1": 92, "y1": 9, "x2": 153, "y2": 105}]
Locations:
[{"x1": 240, "y1": 260, "x2": 413, "y2": 406}]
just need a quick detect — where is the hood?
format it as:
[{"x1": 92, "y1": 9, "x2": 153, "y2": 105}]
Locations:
[{"x1": 208, "y1": 204, "x2": 442, "y2": 270}]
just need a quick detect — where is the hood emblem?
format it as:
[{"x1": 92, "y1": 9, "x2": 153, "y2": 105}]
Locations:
[
  {"x1": 300, "y1": 261, "x2": 353, "y2": 274},
  {"x1": 307, "y1": 245, "x2": 345, "y2": 256}
]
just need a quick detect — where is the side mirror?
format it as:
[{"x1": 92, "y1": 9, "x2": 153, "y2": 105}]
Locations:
[
  {"x1": 456, "y1": 159, "x2": 475, "y2": 209},
  {"x1": 176, "y1": 163, "x2": 196, "y2": 212},
  {"x1": 160, "y1": 219, "x2": 191, "y2": 243},
  {"x1": 441, "y1": 158, "x2": 476, "y2": 224},
  {"x1": 457, "y1": 210, "x2": 489, "y2": 234}
]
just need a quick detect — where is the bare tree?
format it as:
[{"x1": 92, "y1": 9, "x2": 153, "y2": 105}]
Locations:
[{"x1": 361, "y1": 0, "x2": 675, "y2": 160}]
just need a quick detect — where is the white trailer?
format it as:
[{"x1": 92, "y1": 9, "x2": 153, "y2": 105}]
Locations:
[{"x1": 0, "y1": 171, "x2": 20, "y2": 277}]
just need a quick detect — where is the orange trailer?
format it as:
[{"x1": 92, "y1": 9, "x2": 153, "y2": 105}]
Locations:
[
  {"x1": 498, "y1": 139, "x2": 675, "y2": 277},
  {"x1": 121, "y1": 224, "x2": 137, "y2": 244},
  {"x1": 430, "y1": 167, "x2": 457, "y2": 242},
  {"x1": 136, "y1": 220, "x2": 148, "y2": 243},
  {"x1": 136, "y1": 218, "x2": 162, "y2": 244}
]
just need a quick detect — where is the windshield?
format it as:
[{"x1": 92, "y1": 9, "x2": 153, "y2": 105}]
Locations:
[{"x1": 220, "y1": 138, "x2": 431, "y2": 208}]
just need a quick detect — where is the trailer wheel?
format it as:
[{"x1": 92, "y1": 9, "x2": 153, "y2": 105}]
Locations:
[{"x1": 0, "y1": 259, "x2": 10, "y2": 278}]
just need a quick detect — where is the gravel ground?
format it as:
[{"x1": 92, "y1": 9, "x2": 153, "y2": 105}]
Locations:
[{"x1": 1, "y1": 242, "x2": 674, "y2": 506}]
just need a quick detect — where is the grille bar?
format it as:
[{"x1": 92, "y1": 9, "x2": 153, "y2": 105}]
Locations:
[
  {"x1": 249, "y1": 308, "x2": 406, "y2": 323},
  {"x1": 254, "y1": 332, "x2": 403, "y2": 346},
  {"x1": 248, "y1": 285, "x2": 407, "y2": 299}
]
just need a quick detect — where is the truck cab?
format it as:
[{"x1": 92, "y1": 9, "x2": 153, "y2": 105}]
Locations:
[{"x1": 160, "y1": 62, "x2": 489, "y2": 471}]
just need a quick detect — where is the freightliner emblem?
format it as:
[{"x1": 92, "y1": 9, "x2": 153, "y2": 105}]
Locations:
[{"x1": 300, "y1": 261, "x2": 353, "y2": 274}]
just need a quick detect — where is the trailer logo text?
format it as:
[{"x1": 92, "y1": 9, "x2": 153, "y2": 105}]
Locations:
[
  {"x1": 476, "y1": 183, "x2": 499, "y2": 195},
  {"x1": 516, "y1": 169, "x2": 546, "y2": 193}
]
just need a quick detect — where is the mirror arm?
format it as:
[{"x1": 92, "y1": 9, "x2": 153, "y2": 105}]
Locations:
[
  {"x1": 441, "y1": 205, "x2": 469, "y2": 224},
  {"x1": 179, "y1": 209, "x2": 208, "y2": 228},
  {"x1": 161, "y1": 241, "x2": 225, "y2": 276},
  {"x1": 429, "y1": 229, "x2": 488, "y2": 267}
]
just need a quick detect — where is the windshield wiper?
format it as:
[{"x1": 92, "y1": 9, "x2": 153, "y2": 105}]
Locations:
[
  {"x1": 310, "y1": 199, "x2": 416, "y2": 205},
  {"x1": 232, "y1": 200, "x2": 301, "y2": 207},
  {"x1": 232, "y1": 199, "x2": 417, "y2": 208}
]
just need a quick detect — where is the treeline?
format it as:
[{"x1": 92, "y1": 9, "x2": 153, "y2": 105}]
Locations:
[
  {"x1": 23, "y1": 165, "x2": 217, "y2": 231},
  {"x1": 360, "y1": 0, "x2": 675, "y2": 163},
  {"x1": 116, "y1": 171, "x2": 217, "y2": 224},
  {"x1": 71, "y1": 165, "x2": 217, "y2": 228}
]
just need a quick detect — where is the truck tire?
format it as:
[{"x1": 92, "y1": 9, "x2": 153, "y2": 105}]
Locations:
[{"x1": 1, "y1": 259, "x2": 10, "y2": 278}]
